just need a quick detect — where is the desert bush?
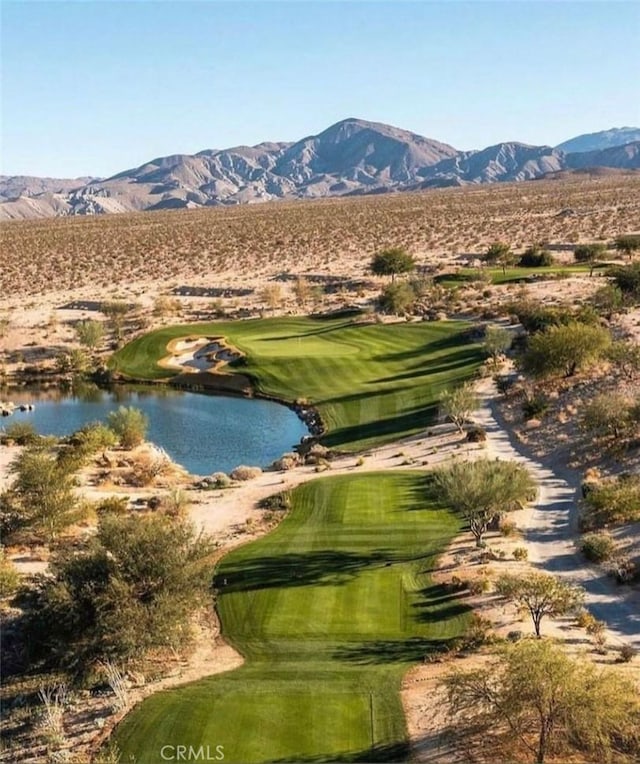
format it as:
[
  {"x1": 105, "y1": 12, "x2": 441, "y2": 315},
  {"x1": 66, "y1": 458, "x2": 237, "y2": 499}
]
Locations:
[
  {"x1": 258, "y1": 492, "x2": 291, "y2": 512},
  {"x1": 230, "y1": 465, "x2": 263, "y2": 481},
  {"x1": 107, "y1": 406, "x2": 148, "y2": 449},
  {"x1": 582, "y1": 476, "x2": 640, "y2": 528},
  {"x1": 378, "y1": 281, "x2": 416, "y2": 314},
  {"x1": 69, "y1": 421, "x2": 118, "y2": 455},
  {"x1": 0, "y1": 549, "x2": 19, "y2": 601},
  {"x1": 468, "y1": 577, "x2": 491, "y2": 595},
  {"x1": 614, "y1": 234, "x2": 640, "y2": 260},
  {"x1": 519, "y1": 245, "x2": 554, "y2": 267},
  {"x1": 1, "y1": 421, "x2": 41, "y2": 446},
  {"x1": 75, "y1": 319, "x2": 105, "y2": 350},
  {"x1": 499, "y1": 519, "x2": 517, "y2": 537},
  {"x1": 619, "y1": 644, "x2": 637, "y2": 663},
  {"x1": 512, "y1": 546, "x2": 528, "y2": 561},
  {"x1": 460, "y1": 613, "x2": 493, "y2": 649},
  {"x1": 607, "y1": 340, "x2": 640, "y2": 380},
  {"x1": 271, "y1": 452, "x2": 300, "y2": 471},
  {"x1": 522, "y1": 393, "x2": 549, "y2": 420},
  {"x1": 580, "y1": 533, "x2": 616, "y2": 562},
  {"x1": 95, "y1": 496, "x2": 129, "y2": 515},
  {"x1": 23, "y1": 513, "x2": 216, "y2": 672},
  {"x1": 521, "y1": 321, "x2": 611, "y2": 378},
  {"x1": 580, "y1": 393, "x2": 634, "y2": 440},
  {"x1": 609, "y1": 262, "x2": 640, "y2": 300},
  {"x1": 210, "y1": 471, "x2": 231, "y2": 488},
  {"x1": 483, "y1": 324, "x2": 512, "y2": 359},
  {"x1": 160, "y1": 488, "x2": 190, "y2": 517},
  {"x1": 466, "y1": 426, "x2": 487, "y2": 442},
  {"x1": 130, "y1": 452, "x2": 171, "y2": 486}
]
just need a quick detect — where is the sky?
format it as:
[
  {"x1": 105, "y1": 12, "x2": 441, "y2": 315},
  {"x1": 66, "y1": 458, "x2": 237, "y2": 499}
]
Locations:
[{"x1": 1, "y1": 0, "x2": 639, "y2": 178}]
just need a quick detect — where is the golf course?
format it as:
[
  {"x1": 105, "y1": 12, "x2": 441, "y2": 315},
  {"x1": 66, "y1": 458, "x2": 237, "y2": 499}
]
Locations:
[
  {"x1": 110, "y1": 315, "x2": 481, "y2": 451},
  {"x1": 113, "y1": 472, "x2": 468, "y2": 763}
]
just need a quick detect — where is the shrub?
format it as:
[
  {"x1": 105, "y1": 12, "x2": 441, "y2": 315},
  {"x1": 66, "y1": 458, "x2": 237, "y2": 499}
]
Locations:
[
  {"x1": 619, "y1": 644, "x2": 637, "y2": 663},
  {"x1": 522, "y1": 393, "x2": 549, "y2": 420},
  {"x1": 580, "y1": 532, "x2": 616, "y2": 563},
  {"x1": 0, "y1": 549, "x2": 19, "y2": 601},
  {"x1": 460, "y1": 613, "x2": 493, "y2": 649},
  {"x1": 95, "y1": 496, "x2": 129, "y2": 516},
  {"x1": 519, "y1": 246, "x2": 554, "y2": 267},
  {"x1": 468, "y1": 577, "x2": 491, "y2": 595},
  {"x1": 378, "y1": 281, "x2": 416, "y2": 314},
  {"x1": 499, "y1": 519, "x2": 517, "y2": 537},
  {"x1": 512, "y1": 546, "x2": 528, "y2": 561},
  {"x1": 271, "y1": 452, "x2": 299, "y2": 471},
  {"x1": 466, "y1": 426, "x2": 487, "y2": 443},
  {"x1": 107, "y1": 406, "x2": 148, "y2": 449},
  {"x1": 1, "y1": 421, "x2": 41, "y2": 446},
  {"x1": 521, "y1": 322, "x2": 611, "y2": 378},
  {"x1": 210, "y1": 472, "x2": 231, "y2": 488},
  {"x1": 258, "y1": 492, "x2": 291, "y2": 512},
  {"x1": 583, "y1": 476, "x2": 640, "y2": 528},
  {"x1": 230, "y1": 465, "x2": 263, "y2": 481}
]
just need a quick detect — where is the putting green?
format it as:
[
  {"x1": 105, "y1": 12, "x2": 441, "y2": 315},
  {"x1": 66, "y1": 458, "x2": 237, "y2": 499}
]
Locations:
[
  {"x1": 110, "y1": 316, "x2": 481, "y2": 451},
  {"x1": 113, "y1": 473, "x2": 468, "y2": 763}
]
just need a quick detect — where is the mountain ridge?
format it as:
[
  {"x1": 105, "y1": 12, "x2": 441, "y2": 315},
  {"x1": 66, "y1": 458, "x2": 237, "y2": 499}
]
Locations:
[{"x1": 1, "y1": 119, "x2": 638, "y2": 220}]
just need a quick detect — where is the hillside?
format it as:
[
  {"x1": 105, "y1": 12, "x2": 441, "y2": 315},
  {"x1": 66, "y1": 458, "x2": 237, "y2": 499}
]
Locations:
[{"x1": 2, "y1": 119, "x2": 639, "y2": 220}]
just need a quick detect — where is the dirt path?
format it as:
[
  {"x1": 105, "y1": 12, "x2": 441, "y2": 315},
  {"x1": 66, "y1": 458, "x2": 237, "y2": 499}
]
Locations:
[{"x1": 475, "y1": 377, "x2": 640, "y2": 649}]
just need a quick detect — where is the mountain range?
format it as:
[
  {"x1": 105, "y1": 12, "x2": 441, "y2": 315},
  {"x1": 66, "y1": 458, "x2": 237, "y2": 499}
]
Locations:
[{"x1": 1, "y1": 119, "x2": 638, "y2": 220}]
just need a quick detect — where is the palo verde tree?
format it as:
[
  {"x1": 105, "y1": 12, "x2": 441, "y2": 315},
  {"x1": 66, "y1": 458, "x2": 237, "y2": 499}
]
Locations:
[
  {"x1": 370, "y1": 247, "x2": 416, "y2": 282},
  {"x1": 439, "y1": 383, "x2": 478, "y2": 432},
  {"x1": 614, "y1": 234, "x2": 640, "y2": 260},
  {"x1": 495, "y1": 571, "x2": 584, "y2": 637},
  {"x1": 483, "y1": 325, "x2": 512, "y2": 362},
  {"x1": 483, "y1": 241, "x2": 516, "y2": 275},
  {"x1": 430, "y1": 459, "x2": 537, "y2": 547},
  {"x1": 521, "y1": 321, "x2": 611, "y2": 378},
  {"x1": 609, "y1": 262, "x2": 640, "y2": 301},
  {"x1": 442, "y1": 638, "x2": 640, "y2": 764},
  {"x1": 574, "y1": 242, "x2": 607, "y2": 276}
]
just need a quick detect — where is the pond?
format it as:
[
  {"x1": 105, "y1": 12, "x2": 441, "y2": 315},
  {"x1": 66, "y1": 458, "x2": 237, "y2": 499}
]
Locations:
[{"x1": 3, "y1": 385, "x2": 309, "y2": 476}]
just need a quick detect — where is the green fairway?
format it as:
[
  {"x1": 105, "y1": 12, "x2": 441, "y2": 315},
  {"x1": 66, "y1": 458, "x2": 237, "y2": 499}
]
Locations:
[
  {"x1": 110, "y1": 316, "x2": 481, "y2": 451},
  {"x1": 435, "y1": 263, "x2": 607, "y2": 287},
  {"x1": 113, "y1": 472, "x2": 467, "y2": 763}
]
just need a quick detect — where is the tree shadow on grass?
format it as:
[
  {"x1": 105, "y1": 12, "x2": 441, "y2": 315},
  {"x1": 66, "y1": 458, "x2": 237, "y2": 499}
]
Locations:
[
  {"x1": 321, "y1": 405, "x2": 438, "y2": 449},
  {"x1": 371, "y1": 347, "x2": 482, "y2": 385},
  {"x1": 268, "y1": 741, "x2": 409, "y2": 762},
  {"x1": 332, "y1": 636, "x2": 461, "y2": 666},
  {"x1": 216, "y1": 549, "x2": 395, "y2": 594}
]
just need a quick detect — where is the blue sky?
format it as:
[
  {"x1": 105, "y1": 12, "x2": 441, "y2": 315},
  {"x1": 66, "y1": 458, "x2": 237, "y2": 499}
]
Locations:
[{"x1": 1, "y1": 1, "x2": 638, "y2": 177}]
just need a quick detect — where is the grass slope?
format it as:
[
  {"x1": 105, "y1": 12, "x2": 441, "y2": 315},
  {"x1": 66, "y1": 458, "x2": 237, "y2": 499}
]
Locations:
[
  {"x1": 110, "y1": 316, "x2": 481, "y2": 451},
  {"x1": 114, "y1": 472, "x2": 467, "y2": 763}
]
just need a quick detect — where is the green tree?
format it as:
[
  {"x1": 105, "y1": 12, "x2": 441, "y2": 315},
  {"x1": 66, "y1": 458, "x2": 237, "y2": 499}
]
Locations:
[
  {"x1": 580, "y1": 393, "x2": 633, "y2": 440},
  {"x1": 378, "y1": 281, "x2": 416, "y2": 314},
  {"x1": 443, "y1": 639, "x2": 640, "y2": 764},
  {"x1": 574, "y1": 243, "x2": 607, "y2": 276},
  {"x1": 495, "y1": 572, "x2": 584, "y2": 637},
  {"x1": 483, "y1": 241, "x2": 515, "y2": 275},
  {"x1": 75, "y1": 319, "x2": 105, "y2": 351},
  {"x1": 607, "y1": 339, "x2": 640, "y2": 380},
  {"x1": 521, "y1": 322, "x2": 611, "y2": 378},
  {"x1": 439, "y1": 383, "x2": 478, "y2": 432},
  {"x1": 519, "y1": 245, "x2": 554, "y2": 268},
  {"x1": 6, "y1": 448, "x2": 83, "y2": 544},
  {"x1": 431, "y1": 459, "x2": 537, "y2": 546},
  {"x1": 370, "y1": 248, "x2": 416, "y2": 282},
  {"x1": 483, "y1": 325, "x2": 512, "y2": 361},
  {"x1": 107, "y1": 406, "x2": 148, "y2": 449},
  {"x1": 614, "y1": 234, "x2": 640, "y2": 260},
  {"x1": 23, "y1": 513, "x2": 216, "y2": 671},
  {"x1": 609, "y1": 262, "x2": 640, "y2": 300}
]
